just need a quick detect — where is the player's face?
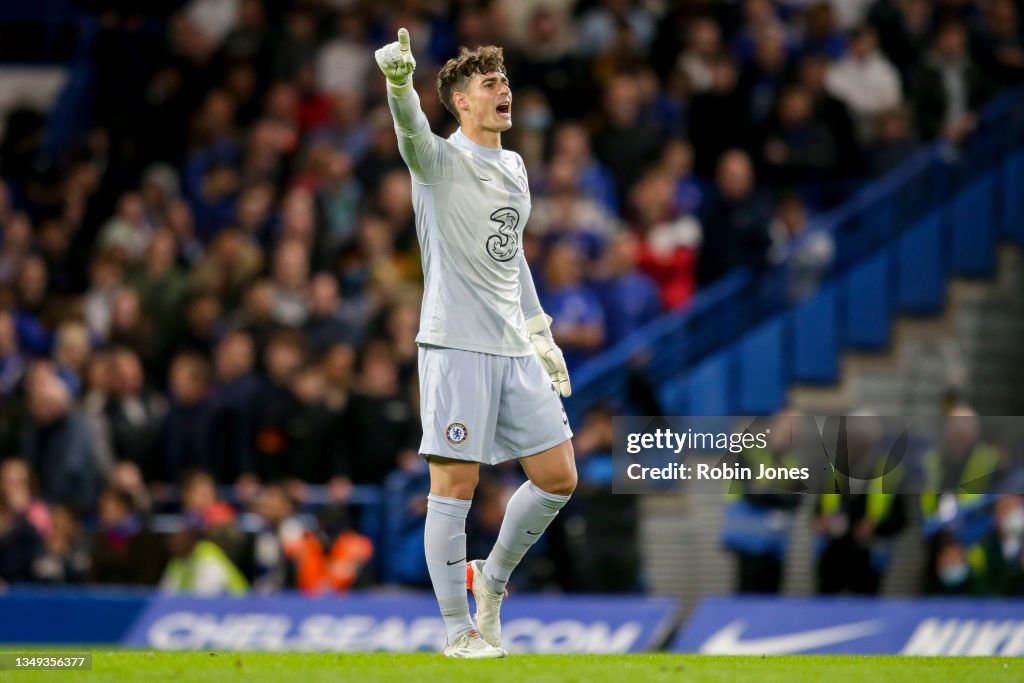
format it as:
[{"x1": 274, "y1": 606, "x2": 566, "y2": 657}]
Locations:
[{"x1": 462, "y1": 71, "x2": 512, "y2": 133}]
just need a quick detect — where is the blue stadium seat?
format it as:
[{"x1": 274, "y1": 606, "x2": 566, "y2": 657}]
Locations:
[
  {"x1": 658, "y1": 373, "x2": 691, "y2": 415},
  {"x1": 792, "y1": 284, "x2": 840, "y2": 384},
  {"x1": 1001, "y1": 150, "x2": 1024, "y2": 247},
  {"x1": 843, "y1": 251, "x2": 891, "y2": 350},
  {"x1": 896, "y1": 211, "x2": 945, "y2": 314},
  {"x1": 949, "y1": 174, "x2": 997, "y2": 276},
  {"x1": 685, "y1": 351, "x2": 735, "y2": 416},
  {"x1": 737, "y1": 317, "x2": 787, "y2": 414}
]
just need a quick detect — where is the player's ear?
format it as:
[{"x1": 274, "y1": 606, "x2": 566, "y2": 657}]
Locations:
[{"x1": 453, "y1": 91, "x2": 469, "y2": 117}]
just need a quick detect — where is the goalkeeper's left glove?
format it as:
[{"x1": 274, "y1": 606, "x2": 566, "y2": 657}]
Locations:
[{"x1": 526, "y1": 313, "x2": 571, "y2": 398}]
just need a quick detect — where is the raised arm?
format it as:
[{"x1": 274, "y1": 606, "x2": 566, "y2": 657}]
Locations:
[{"x1": 376, "y1": 28, "x2": 449, "y2": 184}]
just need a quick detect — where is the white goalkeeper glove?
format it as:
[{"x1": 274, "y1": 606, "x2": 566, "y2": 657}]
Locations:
[
  {"x1": 526, "y1": 313, "x2": 571, "y2": 398},
  {"x1": 374, "y1": 27, "x2": 416, "y2": 92}
]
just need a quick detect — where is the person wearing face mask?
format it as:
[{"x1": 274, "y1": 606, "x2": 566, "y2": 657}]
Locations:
[
  {"x1": 970, "y1": 495, "x2": 1024, "y2": 596},
  {"x1": 927, "y1": 532, "x2": 983, "y2": 596}
]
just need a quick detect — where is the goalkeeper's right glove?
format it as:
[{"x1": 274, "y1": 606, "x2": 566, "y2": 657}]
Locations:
[{"x1": 374, "y1": 27, "x2": 417, "y2": 93}]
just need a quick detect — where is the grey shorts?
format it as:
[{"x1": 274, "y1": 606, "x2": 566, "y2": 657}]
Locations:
[{"x1": 418, "y1": 345, "x2": 573, "y2": 465}]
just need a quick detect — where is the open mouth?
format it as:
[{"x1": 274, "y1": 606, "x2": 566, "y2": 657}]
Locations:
[{"x1": 496, "y1": 102, "x2": 511, "y2": 118}]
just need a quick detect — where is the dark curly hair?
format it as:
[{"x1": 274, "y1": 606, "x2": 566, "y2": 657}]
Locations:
[{"x1": 436, "y1": 45, "x2": 506, "y2": 122}]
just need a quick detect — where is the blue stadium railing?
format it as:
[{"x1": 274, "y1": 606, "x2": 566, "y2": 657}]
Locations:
[{"x1": 565, "y1": 84, "x2": 1024, "y2": 423}]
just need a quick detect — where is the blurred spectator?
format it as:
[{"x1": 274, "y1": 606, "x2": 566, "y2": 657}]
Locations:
[
  {"x1": 970, "y1": 495, "x2": 1024, "y2": 595},
  {"x1": 825, "y1": 26, "x2": 903, "y2": 138},
  {"x1": 723, "y1": 412, "x2": 804, "y2": 594},
  {"x1": 548, "y1": 122, "x2": 618, "y2": 215},
  {"x1": 251, "y1": 329, "x2": 307, "y2": 482},
  {"x1": 0, "y1": 458, "x2": 51, "y2": 538},
  {"x1": 760, "y1": 85, "x2": 840, "y2": 189},
  {"x1": 911, "y1": 21, "x2": 993, "y2": 141},
  {"x1": 696, "y1": 150, "x2": 773, "y2": 286},
  {"x1": 208, "y1": 330, "x2": 260, "y2": 487},
  {"x1": 32, "y1": 505, "x2": 90, "y2": 584},
  {"x1": 88, "y1": 487, "x2": 167, "y2": 586},
  {"x1": 689, "y1": 55, "x2": 753, "y2": 180},
  {"x1": 540, "y1": 241, "x2": 606, "y2": 369},
  {"x1": 163, "y1": 353, "x2": 214, "y2": 482},
  {"x1": 333, "y1": 342, "x2": 420, "y2": 487},
  {"x1": 270, "y1": 239, "x2": 311, "y2": 327},
  {"x1": 797, "y1": 54, "x2": 864, "y2": 178},
  {"x1": 316, "y1": 10, "x2": 373, "y2": 98},
  {"x1": 83, "y1": 254, "x2": 125, "y2": 345},
  {"x1": 971, "y1": 0, "x2": 1024, "y2": 86},
  {"x1": 303, "y1": 273, "x2": 358, "y2": 354},
  {"x1": 594, "y1": 233, "x2": 662, "y2": 346},
  {"x1": 927, "y1": 532, "x2": 986, "y2": 595},
  {"x1": 869, "y1": 0, "x2": 935, "y2": 79},
  {"x1": 21, "y1": 364, "x2": 101, "y2": 512},
  {"x1": 920, "y1": 404, "x2": 1002, "y2": 533},
  {"x1": 530, "y1": 155, "x2": 618, "y2": 258},
  {"x1": 13, "y1": 256, "x2": 51, "y2": 356},
  {"x1": 0, "y1": 309, "x2": 26, "y2": 399},
  {"x1": 814, "y1": 416, "x2": 907, "y2": 595},
  {"x1": 160, "y1": 520, "x2": 249, "y2": 596},
  {"x1": 507, "y1": 6, "x2": 584, "y2": 119},
  {"x1": 800, "y1": 2, "x2": 847, "y2": 59},
  {"x1": 868, "y1": 106, "x2": 925, "y2": 176},
  {"x1": 0, "y1": 213, "x2": 32, "y2": 286},
  {"x1": 738, "y1": 24, "x2": 791, "y2": 126},
  {"x1": 104, "y1": 348, "x2": 168, "y2": 482},
  {"x1": 592, "y1": 72, "x2": 663, "y2": 207},
  {"x1": 283, "y1": 362, "x2": 334, "y2": 488},
  {"x1": 629, "y1": 170, "x2": 700, "y2": 310},
  {"x1": 576, "y1": 0, "x2": 656, "y2": 59},
  {"x1": 180, "y1": 469, "x2": 244, "y2": 561},
  {"x1": 0, "y1": 492, "x2": 44, "y2": 587},
  {"x1": 52, "y1": 321, "x2": 92, "y2": 398},
  {"x1": 675, "y1": 16, "x2": 723, "y2": 95},
  {"x1": 242, "y1": 483, "x2": 311, "y2": 592},
  {"x1": 126, "y1": 229, "x2": 188, "y2": 352},
  {"x1": 768, "y1": 194, "x2": 835, "y2": 299},
  {"x1": 98, "y1": 193, "x2": 154, "y2": 265}
]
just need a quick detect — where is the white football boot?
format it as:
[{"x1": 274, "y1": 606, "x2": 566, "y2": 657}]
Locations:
[
  {"x1": 466, "y1": 559, "x2": 508, "y2": 650},
  {"x1": 443, "y1": 630, "x2": 508, "y2": 659}
]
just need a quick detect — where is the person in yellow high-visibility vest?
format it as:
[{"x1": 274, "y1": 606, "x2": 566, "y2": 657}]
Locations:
[
  {"x1": 160, "y1": 523, "x2": 248, "y2": 596},
  {"x1": 814, "y1": 414, "x2": 907, "y2": 594},
  {"x1": 919, "y1": 405, "x2": 1003, "y2": 533}
]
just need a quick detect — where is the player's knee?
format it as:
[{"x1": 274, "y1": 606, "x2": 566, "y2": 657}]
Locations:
[
  {"x1": 430, "y1": 471, "x2": 479, "y2": 500},
  {"x1": 539, "y1": 465, "x2": 577, "y2": 497}
]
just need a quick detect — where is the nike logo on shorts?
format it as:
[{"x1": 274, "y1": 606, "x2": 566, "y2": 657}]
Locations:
[{"x1": 525, "y1": 530, "x2": 541, "y2": 536}]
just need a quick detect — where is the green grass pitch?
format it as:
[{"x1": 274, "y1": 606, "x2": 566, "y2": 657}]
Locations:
[{"x1": 1, "y1": 652, "x2": 1021, "y2": 683}]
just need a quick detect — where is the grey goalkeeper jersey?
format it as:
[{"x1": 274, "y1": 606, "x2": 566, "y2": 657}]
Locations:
[{"x1": 387, "y1": 84, "x2": 542, "y2": 357}]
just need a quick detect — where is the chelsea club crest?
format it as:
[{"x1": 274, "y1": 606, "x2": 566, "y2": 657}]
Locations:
[{"x1": 445, "y1": 422, "x2": 469, "y2": 446}]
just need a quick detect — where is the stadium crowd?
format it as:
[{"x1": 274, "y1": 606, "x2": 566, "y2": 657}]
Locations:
[{"x1": 1, "y1": 0, "x2": 1024, "y2": 595}]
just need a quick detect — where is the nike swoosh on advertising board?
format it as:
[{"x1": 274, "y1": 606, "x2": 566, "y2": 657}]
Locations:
[{"x1": 700, "y1": 619, "x2": 885, "y2": 655}]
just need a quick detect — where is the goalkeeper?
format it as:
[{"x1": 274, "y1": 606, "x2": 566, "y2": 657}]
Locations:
[{"x1": 375, "y1": 30, "x2": 576, "y2": 658}]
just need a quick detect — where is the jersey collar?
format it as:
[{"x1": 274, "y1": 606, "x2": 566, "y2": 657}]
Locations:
[{"x1": 450, "y1": 128, "x2": 504, "y2": 159}]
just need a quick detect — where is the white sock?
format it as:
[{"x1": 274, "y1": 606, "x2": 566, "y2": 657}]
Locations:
[
  {"x1": 482, "y1": 481, "x2": 570, "y2": 593},
  {"x1": 425, "y1": 494, "x2": 474, "y2": 644}
]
